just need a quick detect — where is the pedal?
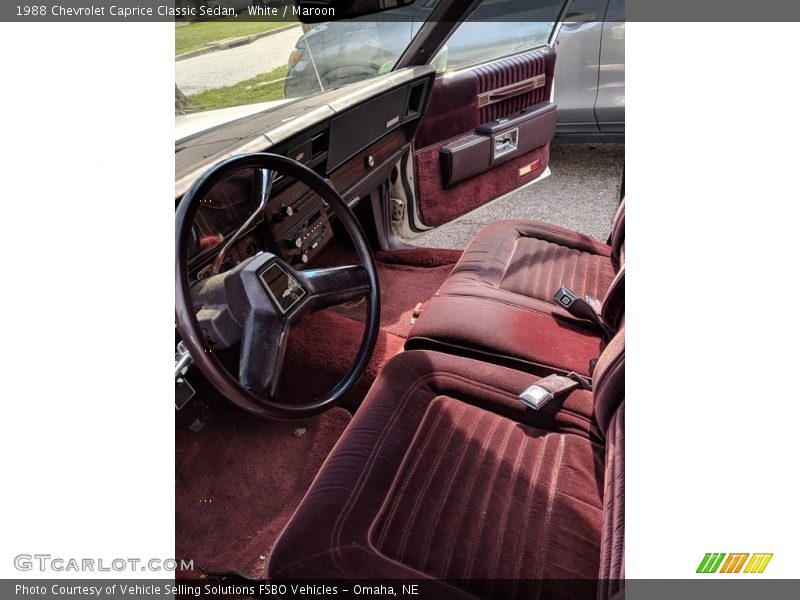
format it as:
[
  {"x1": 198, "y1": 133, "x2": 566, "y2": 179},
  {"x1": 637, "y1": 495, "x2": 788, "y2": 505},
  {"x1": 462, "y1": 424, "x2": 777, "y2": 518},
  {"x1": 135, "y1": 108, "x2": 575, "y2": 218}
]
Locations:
[
  {"x1": 175, "y1": 340, "x2": 195, "y2": 410},
  {"x1": 175, "y1": 377, "x2": 196, "y2": 411}
]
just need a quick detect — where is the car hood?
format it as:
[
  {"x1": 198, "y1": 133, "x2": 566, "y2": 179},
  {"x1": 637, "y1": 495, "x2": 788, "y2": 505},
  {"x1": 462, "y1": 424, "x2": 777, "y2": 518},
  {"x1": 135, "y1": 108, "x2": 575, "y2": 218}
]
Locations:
[{"x1": 175, "y1": 99, "x2": 295, "y2": 144}]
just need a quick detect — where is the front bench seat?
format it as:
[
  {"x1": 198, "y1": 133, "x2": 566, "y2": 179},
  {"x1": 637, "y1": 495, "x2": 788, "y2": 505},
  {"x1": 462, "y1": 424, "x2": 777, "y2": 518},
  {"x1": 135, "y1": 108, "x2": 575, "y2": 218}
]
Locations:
[
  {"x1": 438, "y1": 199, "x2": 624, "y2": 319},
  {"x1": 406, "y1": 201, "x2": 625, "y2": 376},
  {"x1": 267, "y1": 331, "x2": 625, "y2": 599}
]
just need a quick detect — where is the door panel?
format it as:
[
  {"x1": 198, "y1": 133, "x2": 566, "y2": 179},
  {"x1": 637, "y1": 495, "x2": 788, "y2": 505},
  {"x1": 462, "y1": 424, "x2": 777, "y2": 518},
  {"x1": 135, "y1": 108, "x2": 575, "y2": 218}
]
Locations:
[{"x1": 413, "y1": 46, "x2": 556, "y2": 227}]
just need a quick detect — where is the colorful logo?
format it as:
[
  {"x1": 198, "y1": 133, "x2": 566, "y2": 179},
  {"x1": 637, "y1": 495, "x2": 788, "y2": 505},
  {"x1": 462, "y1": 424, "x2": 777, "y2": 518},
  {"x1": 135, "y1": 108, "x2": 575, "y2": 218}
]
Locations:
[{"x1": 696, "y1": 553, "x2": 773, "y2": 574}]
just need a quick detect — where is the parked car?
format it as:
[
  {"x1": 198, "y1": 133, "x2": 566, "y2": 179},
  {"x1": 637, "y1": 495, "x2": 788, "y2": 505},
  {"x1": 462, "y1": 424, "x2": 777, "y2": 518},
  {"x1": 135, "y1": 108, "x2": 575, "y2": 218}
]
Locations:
[
  {"x1": 552, "y1": 0, "x2": 624, "y2": 140},
  {"x1": 284, "y1": 0, "x2": 624, "y2": 141}
]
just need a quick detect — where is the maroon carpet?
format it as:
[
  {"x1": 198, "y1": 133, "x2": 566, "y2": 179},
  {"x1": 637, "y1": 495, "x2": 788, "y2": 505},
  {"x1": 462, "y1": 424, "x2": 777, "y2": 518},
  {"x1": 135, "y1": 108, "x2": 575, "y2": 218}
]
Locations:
[
  {"x1": 327, "y1": 247, "x2": 463, "y2": 339},
  {"x1": 333, "y1": 264, "x2": 458, "y2": 338},
  {"x1": 175, "y1": 405, "x2": 351, "y2": 579},
  {"x1": 279, "y1": 309, "x2": 406, "y2": 411}
]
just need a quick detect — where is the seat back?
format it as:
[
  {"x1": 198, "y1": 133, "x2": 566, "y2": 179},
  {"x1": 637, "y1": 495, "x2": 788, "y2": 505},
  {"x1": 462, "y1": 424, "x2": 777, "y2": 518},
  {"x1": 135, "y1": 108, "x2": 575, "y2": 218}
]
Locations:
[
  {"x1": 601, "y1": 199, "x2": 625, "y2": 333},
  {"x1": 601, "y1": 264, "x2": 625, "y2": 333},
  {"x1": 610, "y1": 198, "x2": 625, "y2": 270},
  {"x1": 593, "y1": 328, "x2": 625, "y2": 595}
]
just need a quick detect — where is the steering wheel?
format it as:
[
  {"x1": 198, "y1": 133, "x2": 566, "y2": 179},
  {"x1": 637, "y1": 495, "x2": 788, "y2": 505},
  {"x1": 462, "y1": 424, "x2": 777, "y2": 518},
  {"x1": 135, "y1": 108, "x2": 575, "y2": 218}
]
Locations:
[{"x1": 175, "y1": 153, "x2": 380, "y2": 419}]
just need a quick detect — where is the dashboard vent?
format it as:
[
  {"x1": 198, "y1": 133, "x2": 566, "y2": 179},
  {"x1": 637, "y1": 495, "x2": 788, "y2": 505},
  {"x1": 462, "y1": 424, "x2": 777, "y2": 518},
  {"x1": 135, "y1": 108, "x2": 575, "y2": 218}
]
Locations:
[
  {"x1": 311, "y1": 132, "x2": 328, "y2": 159},
  {"x1": 406, "y1": 81, "x2": 426, "y2": 119}
]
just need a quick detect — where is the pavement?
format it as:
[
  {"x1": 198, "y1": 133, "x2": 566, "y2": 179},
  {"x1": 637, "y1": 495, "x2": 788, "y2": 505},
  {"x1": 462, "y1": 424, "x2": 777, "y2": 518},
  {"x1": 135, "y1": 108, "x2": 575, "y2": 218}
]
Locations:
[
  {"x1": 175, "y1": 25, "x2": 303, "y2": 95},
  {"x1": 406, "y1": 143, "x2": 624, "y2": 249}
]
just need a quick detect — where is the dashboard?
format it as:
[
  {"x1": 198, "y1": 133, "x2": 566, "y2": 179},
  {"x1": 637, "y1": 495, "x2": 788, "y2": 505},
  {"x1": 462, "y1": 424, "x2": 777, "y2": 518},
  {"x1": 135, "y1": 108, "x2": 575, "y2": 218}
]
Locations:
[{"x1": 177, "y1": 67, "x2": 435, "y2": 281}]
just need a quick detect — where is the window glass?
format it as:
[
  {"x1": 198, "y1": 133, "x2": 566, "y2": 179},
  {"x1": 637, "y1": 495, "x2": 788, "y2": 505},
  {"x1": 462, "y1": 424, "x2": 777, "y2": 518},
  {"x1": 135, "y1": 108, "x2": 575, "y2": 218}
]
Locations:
[
  {"x1": 432, "y1": 0, "x2": 566, "y2": 73},
  {"x1": 175, "y1": 1, "x2": 441, "y2": 116}
]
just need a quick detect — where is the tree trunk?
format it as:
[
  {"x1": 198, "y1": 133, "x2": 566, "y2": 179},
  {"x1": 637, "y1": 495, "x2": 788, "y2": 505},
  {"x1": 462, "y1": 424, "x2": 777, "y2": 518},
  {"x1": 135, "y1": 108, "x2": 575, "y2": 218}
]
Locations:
[{"x1": 175, "y1": 85, "x2": 190, "y2": 114}]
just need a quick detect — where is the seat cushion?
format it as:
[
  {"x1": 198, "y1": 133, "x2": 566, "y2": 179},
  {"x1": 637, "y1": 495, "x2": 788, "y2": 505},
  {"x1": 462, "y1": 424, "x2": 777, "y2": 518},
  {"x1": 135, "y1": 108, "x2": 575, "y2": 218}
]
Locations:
[
  {"x1": 407, "y1": 219, "x2": 621, "y2": 375},
  {"x1": 406, "y1": 294, "x2": 604, "y2": 376},
  {"x1": 439, "y1": 220, "x2": 616, "y2": 318},
  {"x1": 268, "y1": 350, "x2": 604, "y2": 598}
]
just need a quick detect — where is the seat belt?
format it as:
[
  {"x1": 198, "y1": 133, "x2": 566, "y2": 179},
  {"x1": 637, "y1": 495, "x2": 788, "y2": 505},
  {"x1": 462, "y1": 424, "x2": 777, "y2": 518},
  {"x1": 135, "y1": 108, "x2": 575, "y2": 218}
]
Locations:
[
  {"x1": 519, "y1": 372, "x2": 591, "y2": 410},
  {"x1": 552, "y1": 285, "x2": 615, "y2": 342}
]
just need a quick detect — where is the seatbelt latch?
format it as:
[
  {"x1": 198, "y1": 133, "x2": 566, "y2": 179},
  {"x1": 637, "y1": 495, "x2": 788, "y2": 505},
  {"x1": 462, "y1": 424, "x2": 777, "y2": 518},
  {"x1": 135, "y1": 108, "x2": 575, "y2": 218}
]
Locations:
[
  {"x1": 553, "y1": 285, "x2": 614, "y2": 341},
  {"x1": 519, "y1": 372, "x2": 590, "y2": 411},
  {"x1": 519, "y1": 384, "x2": 554, "y2": 410},
  {"x1": 553, "y1": 286, "x2": 580, "y2": 309}
]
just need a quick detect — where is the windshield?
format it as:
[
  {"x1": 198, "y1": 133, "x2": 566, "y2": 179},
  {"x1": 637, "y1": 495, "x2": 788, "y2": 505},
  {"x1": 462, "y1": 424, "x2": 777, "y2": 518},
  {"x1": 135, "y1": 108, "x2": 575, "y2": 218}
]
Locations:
[{"x1": 175, "y1": 2, "x2": 440, "y2": 117}]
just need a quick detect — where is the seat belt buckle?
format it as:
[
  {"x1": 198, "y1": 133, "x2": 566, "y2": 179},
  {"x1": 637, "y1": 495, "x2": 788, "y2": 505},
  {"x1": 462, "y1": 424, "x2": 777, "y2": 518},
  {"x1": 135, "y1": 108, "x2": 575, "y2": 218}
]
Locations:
[
  {"x1": 553, "y1": 286, "x2": 580, "y2": 309},
  {"x1": 519, "y1": 373, "x2": 589, "y2": 411},
  {"x1": 553, "y1": 286, "x2": 614, "y2": 342},
  {"x1": 519, "y1": 384, "x2": 554, "y2": 410}
]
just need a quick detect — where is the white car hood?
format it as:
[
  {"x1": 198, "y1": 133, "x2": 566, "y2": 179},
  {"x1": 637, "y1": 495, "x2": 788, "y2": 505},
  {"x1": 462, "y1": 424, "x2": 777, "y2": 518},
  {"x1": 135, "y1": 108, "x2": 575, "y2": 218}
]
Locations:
[{"x1": 175, "y1": 99, "x2": 294, "y2": 144}]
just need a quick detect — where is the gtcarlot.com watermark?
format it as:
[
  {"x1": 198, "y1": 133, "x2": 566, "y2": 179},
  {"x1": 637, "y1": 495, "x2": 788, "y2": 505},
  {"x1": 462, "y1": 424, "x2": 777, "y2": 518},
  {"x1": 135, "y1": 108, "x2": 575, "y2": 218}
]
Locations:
[{"x1": 14, "y1": 554, "x2": 193, "y2": 572}]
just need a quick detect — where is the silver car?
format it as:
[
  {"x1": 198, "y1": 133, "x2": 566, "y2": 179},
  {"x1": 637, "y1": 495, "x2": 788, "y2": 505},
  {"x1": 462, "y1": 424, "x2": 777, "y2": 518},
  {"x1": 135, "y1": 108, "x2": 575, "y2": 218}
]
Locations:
[{"x1": 553, "y1": 0, "x2": 624, "y2": 141}]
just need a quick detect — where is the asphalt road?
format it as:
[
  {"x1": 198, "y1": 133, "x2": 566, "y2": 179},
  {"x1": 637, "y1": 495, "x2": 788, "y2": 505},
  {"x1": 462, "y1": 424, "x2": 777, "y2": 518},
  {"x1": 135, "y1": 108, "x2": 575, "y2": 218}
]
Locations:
[
  {"x1": 407, "y1": 143, "x2": 624, "y2": 249},
  {"x1": 176, "y1": 25, "x2": 303, "y2": 95}
]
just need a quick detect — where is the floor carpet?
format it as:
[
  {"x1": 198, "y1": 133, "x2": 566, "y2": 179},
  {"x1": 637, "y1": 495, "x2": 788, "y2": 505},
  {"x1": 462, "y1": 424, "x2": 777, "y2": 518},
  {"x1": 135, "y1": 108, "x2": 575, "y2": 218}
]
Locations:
[
  {"x1": 175, "y1": 404, "x2": 351, "y2": 579},
  {"x1": 333, "y1": 248, "x2": 463, "y2": 339}
]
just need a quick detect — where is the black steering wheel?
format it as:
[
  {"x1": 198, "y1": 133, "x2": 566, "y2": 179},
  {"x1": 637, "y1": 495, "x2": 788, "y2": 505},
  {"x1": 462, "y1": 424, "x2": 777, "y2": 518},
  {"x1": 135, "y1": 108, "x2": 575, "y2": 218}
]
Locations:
[{"x1": 175, "y1": 153, "x2": 380, "y2": 419}]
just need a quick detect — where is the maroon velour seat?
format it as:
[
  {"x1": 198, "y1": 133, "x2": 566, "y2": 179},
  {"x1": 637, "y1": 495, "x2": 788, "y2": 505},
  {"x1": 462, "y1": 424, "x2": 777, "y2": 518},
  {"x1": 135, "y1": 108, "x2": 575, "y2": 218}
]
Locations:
[
  {"x1": 406, "y1": 201, "x2": 625, "y2": 376},
  {"x1": 267, "y1": 330, "x2": 625, "y2": 598}
]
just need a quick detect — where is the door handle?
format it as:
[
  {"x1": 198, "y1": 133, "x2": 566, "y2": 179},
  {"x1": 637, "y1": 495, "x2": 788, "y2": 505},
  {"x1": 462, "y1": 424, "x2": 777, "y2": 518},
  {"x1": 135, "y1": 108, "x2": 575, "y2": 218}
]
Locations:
[
  {"x1": 561, "y1": 12, "x2": 597, "y2": 30},
  {"x1": 478, "y1": 75, "x2": 546, "y2": 108},
  {"x1": 564, "y1": 11, "x2": 597, "y2": 22}
]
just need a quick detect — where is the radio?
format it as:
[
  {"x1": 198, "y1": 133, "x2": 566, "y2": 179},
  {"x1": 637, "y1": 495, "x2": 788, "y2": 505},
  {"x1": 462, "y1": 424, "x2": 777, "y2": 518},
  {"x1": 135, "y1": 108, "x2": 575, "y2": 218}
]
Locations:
[
  {"x1": 266, "y1": 184, "x2": 333, "y2": 266},
  {"x1": 280, "y1": 210, "x2": 331, "y2": 266}
]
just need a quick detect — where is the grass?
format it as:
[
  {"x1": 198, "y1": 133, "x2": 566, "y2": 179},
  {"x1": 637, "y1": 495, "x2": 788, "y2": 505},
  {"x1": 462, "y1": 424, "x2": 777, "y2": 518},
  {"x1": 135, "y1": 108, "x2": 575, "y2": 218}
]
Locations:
[
  {"x1": 186, "y1": 65, "x2": 288, "y2": 113},
  {"x1": 175, "y1": 20, "x2": 294, "y2": 56}
]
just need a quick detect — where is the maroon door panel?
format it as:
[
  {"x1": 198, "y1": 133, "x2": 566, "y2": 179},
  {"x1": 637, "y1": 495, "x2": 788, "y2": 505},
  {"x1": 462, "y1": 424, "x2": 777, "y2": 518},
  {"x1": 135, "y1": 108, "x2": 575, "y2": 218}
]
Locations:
[{"x1": 414, "y1": 47, "x2": 557, "y2": 227}]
